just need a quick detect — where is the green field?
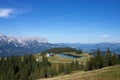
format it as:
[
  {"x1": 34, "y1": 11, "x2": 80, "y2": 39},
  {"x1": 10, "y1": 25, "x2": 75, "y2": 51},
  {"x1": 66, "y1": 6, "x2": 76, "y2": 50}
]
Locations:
[
  {"x1": 39, "y1": 65, "x2": 120, "y2": 80},
  {"x1": 34, "y1": 52, "x2": 91, "y2": 64}
]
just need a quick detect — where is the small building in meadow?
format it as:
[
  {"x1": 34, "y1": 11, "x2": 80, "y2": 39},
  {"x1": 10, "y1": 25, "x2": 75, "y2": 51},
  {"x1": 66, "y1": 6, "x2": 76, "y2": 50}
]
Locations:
[
  {"x1": 46, "y1": 53, "x2": 54, "y2": 57},
  {"x1": 36, "y1": 59, "x2": 39, "y2": 62}
]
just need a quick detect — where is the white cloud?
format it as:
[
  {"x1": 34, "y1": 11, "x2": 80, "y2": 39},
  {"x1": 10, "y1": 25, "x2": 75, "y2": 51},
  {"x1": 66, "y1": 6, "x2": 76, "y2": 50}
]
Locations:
[
  {"x1": 0, "y1": 8, "x2": 13, "y2": 18},
  {"x1": 100, "y1": 34, "x2": 111, "y2": 38}
]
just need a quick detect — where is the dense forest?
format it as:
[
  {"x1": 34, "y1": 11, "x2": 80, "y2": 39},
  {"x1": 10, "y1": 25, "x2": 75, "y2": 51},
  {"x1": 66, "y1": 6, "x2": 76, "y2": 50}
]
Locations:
[
  {"x1": 41, "y1": 47, "x2": 82, "y2": 55},
  {"x1": 0, "y1": 48, "x2": 120, "y2": 80},
  {"x1": 86, "y1": 48, "x2": 120, "y2": 71},
  {"x1": 0, "y1": 55, "x2": 84, "y2": 80}
]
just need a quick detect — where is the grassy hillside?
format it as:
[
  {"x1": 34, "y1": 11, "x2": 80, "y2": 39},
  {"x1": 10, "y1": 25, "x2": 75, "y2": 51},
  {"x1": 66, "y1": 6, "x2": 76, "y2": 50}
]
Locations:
[{"x1": 39, "y1": 65, "x2": 120, "y2": 80}]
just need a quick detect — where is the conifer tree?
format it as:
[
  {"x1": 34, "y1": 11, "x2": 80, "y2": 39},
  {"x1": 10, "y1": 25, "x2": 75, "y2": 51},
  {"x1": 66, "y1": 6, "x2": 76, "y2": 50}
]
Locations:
[{"x1": 105, "y1": 48, "x2": 112, "y2": 66}]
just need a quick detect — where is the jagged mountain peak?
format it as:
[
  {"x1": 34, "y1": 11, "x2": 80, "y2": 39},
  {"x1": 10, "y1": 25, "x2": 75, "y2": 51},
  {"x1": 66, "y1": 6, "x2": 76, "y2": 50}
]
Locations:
[
  {"x1": 17, "y1": 37, "x2": 48, "y2": 43},
  {"x1": 0, "y1": 34, "x2": 48, "y2": 44},
  {"x1": 0, "y1": 34, "x2": 52, "y2": 57}
]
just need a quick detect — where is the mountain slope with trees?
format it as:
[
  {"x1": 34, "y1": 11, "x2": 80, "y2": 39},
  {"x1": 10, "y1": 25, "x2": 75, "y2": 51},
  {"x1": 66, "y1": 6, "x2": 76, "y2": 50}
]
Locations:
[
  {"x1": 40, "y1": 65, "x2": 120, "y2": 80},
  {"x1": 0, "y1": 55, "x2": 84, "y2": 80},
  {"x1": 41, "y1": 47, "x2": 82, "y2": 55},
  {"x1": 86, "y1": 48, "x2": 120, "y2": 71},
  {"x1": 0, "y1": 48, "x2": 120, "y2": 80}
]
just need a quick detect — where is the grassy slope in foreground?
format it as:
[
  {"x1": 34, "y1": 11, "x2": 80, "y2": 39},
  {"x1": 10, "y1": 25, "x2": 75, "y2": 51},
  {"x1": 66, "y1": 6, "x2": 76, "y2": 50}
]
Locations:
[{"x1": 39, "y1": 65, "x2": 120, "y2": 80}]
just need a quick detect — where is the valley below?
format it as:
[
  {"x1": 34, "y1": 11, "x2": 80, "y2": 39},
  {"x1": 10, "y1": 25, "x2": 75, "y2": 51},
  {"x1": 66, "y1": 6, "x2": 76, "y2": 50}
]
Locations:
[{"x1": 0, "y1": 34, "x2": 120, "y2": 80}]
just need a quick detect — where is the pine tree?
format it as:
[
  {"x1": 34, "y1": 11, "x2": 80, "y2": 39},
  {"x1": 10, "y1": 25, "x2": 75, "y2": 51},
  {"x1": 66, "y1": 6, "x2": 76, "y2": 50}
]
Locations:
[
  {"x1": 111, "y1": 54, "x2": 118, "y2": 65},
  {"x1": 96, "y1": 48, "x2": 103, "y2": 68},
  {"x1": 105, "y1": 48, "x2": 112, "y2": 66},
  {"x1": 75, "y1": 60, "x2": 79, "y2": 70},
  {"x1": 63, "y1": 63, "x2": 71, "y2": 74},
  {"x1": 118, "y1": 54, "x2": 120, "y2": 64},
  {"x1": 58, "y1": 63, "x2": 64, "y2": 74}
]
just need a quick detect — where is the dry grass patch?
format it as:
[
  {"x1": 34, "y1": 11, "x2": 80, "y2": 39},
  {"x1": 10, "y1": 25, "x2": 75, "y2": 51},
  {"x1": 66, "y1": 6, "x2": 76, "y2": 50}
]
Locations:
[{"x1": 39, "y1": 65, "x2": 120, "y2": 80}]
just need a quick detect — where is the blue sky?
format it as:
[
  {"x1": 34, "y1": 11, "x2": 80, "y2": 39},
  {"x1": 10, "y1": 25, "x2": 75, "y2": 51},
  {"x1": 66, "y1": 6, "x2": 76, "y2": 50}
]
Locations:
[{"x1": 0, "y1": 0, "x2": 120, "y2": 43}]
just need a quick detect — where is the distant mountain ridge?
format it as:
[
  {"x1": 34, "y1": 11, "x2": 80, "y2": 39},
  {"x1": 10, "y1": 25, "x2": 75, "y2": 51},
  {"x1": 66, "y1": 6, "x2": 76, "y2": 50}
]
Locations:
[
  {"x1": 55, "y1": 43, "x2": 120, "y2": 54},
  {"x1": 0, "y1": 34, "x2": 120, "y2": 57},
  {"x1": 0, "y1": 34, "x2": 54, "y2": 57}
]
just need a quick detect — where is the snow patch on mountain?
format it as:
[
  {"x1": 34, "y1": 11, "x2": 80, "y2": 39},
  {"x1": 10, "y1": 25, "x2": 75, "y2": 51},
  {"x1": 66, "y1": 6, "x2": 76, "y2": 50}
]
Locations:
[
  {"x1": 0, "y1": 34, "x2": 52, "y2": 57},
  {"x1": 0, "y1": 34, "x2": 48, "y2": 45}
]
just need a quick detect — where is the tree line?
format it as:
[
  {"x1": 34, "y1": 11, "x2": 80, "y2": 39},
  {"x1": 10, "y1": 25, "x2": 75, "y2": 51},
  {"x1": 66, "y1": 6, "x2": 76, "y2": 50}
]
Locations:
[
  {"x1": 0, "y1": 55, "x2": 84, "y2": 80},
  {"x1": 41, "y1": 47, "x2": 82, "y2": 55},
  {"x1": 85, "y1": 48, "x2": 120, "y2": 71}
]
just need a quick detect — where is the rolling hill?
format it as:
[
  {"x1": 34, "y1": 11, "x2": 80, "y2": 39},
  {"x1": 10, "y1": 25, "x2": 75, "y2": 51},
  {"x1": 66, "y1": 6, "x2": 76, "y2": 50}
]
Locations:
[{"x1": 56, "y1": 43, "x2": 120, "y2": 54}]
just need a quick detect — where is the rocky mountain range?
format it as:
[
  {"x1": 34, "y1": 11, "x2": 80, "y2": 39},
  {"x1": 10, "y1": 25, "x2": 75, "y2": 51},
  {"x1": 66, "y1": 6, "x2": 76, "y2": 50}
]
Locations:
[
  {"x1": 0, "y1": 34, "x2": 54, "y2": 57},
  {"x1": 0, "y1": 34, "x2": 120, "y2": 57}
]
